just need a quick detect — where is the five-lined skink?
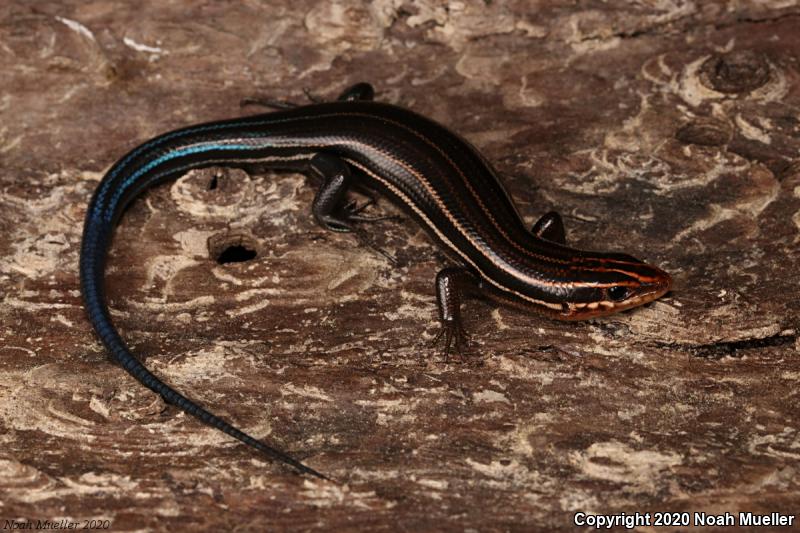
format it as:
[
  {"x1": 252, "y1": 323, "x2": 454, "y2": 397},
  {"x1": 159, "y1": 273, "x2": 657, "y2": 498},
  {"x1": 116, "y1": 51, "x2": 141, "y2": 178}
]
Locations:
[{"x1": 80, "y1": 82, "x2": 671, "y2": 480}]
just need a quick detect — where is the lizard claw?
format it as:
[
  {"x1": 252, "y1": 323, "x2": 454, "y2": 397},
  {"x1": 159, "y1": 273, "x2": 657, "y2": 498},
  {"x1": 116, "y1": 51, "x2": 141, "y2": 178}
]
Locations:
[
  {"x1": 431, "y1": 320, "x2": 470, "y2": 363},
  {"x1": 342, "y1": 198, "x2": 399, "y2": 224}
]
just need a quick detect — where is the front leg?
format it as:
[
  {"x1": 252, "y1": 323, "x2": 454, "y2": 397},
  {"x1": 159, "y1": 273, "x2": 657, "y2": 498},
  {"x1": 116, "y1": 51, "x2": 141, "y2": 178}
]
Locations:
[
  {"x1": 433, "y1": 267, "x2": 481, "y2": 361},
  {"x1": 531, "y1": 211, "x2": 566, "y2": 244}
]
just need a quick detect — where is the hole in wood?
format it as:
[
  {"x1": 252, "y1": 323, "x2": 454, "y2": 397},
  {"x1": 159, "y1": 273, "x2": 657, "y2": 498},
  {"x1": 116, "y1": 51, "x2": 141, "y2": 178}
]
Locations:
[
  {"x1": 216, "y1": 244, "x2": 256, "y2": 264},
  {"x1": 207, "y1": 232, "x2": 260, "y2": 265}
]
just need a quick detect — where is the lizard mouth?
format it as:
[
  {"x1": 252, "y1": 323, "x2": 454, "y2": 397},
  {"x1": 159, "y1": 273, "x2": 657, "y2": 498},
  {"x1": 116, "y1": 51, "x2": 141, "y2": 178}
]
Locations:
[{"x1": 559, "y1": 268, "x2": 672, "y2": 320}]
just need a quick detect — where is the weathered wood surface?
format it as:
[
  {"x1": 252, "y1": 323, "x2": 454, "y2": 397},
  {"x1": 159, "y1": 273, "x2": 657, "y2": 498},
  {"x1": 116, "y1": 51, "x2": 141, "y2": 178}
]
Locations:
[{"x1": 1, "y1": 1, "x2": 799, "y2": 531}]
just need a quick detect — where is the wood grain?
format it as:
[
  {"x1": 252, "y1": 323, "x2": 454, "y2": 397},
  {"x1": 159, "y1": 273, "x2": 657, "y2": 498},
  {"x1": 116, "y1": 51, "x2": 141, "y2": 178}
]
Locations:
[{"x1": 1, "y1": 1, "x2": 798, "y2": 531}]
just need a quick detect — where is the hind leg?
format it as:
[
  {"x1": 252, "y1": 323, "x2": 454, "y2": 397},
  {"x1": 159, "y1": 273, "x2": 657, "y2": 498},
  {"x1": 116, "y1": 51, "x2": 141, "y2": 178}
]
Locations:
[
  {"x1": 242, "y1": 82, "x2": 375, "y2": 110},
  {"x1": 307, "y1": 152, "x2": 395, "y2": 262},
  {"x1": 335, "y1": 82, "x2": 375, "y2": 102}
]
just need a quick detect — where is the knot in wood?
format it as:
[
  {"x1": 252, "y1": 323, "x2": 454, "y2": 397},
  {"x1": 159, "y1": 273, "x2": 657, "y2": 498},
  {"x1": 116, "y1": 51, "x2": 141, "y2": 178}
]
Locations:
[{"x1": 700, "y1": 50, "x2": 771, "y2": 94}]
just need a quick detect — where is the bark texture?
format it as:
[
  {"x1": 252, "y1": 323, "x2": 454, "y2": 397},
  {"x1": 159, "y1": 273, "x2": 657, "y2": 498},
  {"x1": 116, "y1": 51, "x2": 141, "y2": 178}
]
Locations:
[{"x1": 1, "y1": 1, "x2": 799, "y2": 531}]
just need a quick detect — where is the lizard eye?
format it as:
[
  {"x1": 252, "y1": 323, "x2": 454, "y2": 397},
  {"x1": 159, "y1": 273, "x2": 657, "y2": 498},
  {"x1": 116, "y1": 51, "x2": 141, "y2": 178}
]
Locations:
[{"x1": 607, "y1": 286, "x2": 630, "y2": 301}]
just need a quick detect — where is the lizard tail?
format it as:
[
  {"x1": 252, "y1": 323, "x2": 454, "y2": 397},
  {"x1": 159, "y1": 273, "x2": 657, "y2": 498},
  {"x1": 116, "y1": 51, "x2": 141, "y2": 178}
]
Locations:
[{"x1": 80, "y1": 222, "x2": 329, "y2": 481}]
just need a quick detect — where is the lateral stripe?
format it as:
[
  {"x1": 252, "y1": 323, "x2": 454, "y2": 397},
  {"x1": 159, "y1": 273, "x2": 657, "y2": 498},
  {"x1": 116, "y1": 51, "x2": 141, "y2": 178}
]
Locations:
[{"x1": 345, "y1": 159, "x2": 565, "y2": 311}]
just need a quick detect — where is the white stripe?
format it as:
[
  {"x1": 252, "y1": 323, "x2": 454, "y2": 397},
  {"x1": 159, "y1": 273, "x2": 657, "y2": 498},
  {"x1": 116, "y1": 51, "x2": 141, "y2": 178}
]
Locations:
[{"x1": 345, "y1": 159, "x2": 564, "y2": 312}]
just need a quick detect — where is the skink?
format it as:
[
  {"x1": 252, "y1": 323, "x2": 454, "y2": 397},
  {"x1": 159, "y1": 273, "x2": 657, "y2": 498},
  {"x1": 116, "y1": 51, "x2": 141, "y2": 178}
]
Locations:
[{"x1": 80, "y1": 82, "x2": 671, "y2": 480}]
